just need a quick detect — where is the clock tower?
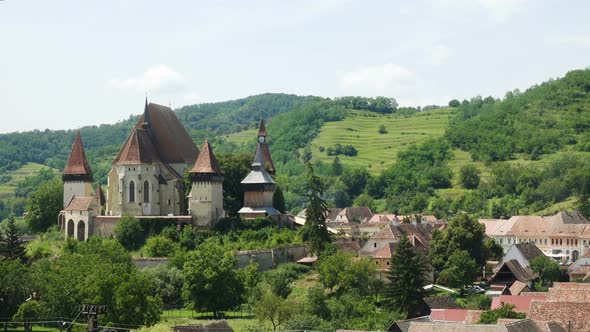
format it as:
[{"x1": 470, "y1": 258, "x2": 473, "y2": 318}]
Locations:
[{"x1": 255, "y1": 118, "x2": 275, "y2": 175}]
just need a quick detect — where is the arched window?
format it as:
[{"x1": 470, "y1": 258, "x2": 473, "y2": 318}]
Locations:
[
  {"x1": 67, "y1": 219, "x2": 75, "y2": 237},
  {"x1": 77, "y1": 221, "x2": 85, "y2": 241},
  {"x1": 143, "y1": 180, "x2": 150, "y2": 203},
  {"x1": 129, "y1": 181, "x2": 135, "y2": 202}
]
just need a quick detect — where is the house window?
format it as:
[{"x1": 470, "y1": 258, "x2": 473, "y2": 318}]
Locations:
[
  {"x1": 129, "y1": 181, "x2": 135, "y2": 202},
  {"x1": 143, "y1": 180, "x2": 150, "y2": 203},
  {"x1": 560, "y1": 239, "x2": 563, "y2": 245},
  {"x1": 374, "y1": 243, "x2": 377, "y2": 248}
]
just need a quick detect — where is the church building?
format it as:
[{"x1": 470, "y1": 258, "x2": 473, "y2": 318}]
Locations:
[{"x1": 58, "y1": 100, "x2": 279, "y2": 240}]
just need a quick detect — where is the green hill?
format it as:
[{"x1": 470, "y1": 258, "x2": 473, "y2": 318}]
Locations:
[
  {"x1": 310, "y1": 108, "x2": 452, "y2": 173},
  {"x1": 0, "y1": 163, "x2": 57, "y2": 200}
]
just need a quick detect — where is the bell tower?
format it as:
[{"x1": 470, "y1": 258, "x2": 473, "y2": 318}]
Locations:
[
  {"x1": 188, "y1": 140, "x2": 224, "y2": 228},
  {"x1": 62, "y1": 131, "x2": 93, "y2": 207}
]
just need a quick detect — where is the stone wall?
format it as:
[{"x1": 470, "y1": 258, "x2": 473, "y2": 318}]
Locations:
[
  {"x1": 133, "y1": 257, "x2": 171, "y2": 269},
  {"x1": 234, "y1": 245, "x2": 308, "y2": 271}
]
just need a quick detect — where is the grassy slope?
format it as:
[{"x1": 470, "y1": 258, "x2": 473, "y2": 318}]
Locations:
[
  {"x1": 310, "y1": 108, "x2": 453, "y2": 173},
  {"x1": 0, "y1": 162, "x2": 57, "y2": 199}
]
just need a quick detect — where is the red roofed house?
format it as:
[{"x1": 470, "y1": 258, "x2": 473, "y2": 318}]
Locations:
[
  {"x1": 428, "y1": 309, "x2": 482, "y2": 323},
  {"x1": 490, "y1": 295, "x2": 548, "y2": 313}
]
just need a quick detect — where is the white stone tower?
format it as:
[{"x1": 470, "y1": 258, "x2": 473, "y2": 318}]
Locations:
[
  {"x1": 62, "y1": 131, "x2": 93, "y2": 208},
  {"x1": 188, "y1": 140, "x2": 224, "y2": 228}
]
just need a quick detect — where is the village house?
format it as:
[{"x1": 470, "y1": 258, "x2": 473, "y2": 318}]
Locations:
[{"x1": 480, "y1": 211, "x2": 590, "y2": 262}]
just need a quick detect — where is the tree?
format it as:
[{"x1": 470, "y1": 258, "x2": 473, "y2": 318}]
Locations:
[
  {"x1": 331, "y1": 156, "x2": 343, "y2": 176},
  {"x1": 317, "y1": 251, "x2": 351, "y2": 293},
  {"x1": 144, "y1": 265, "x2": 185, "y2": 307},
  {"x1": 0, "y1": 215, "x2": 27, "y2": 262},
  {"x1": 253, "y1": 287, "x2": 298, "y2": 331},
  {"x1": 182, "y1": 242, "x2": 243, "y2": 317},
  {"x1": 300, "y1": 163, "x2": 330, "y2": 255},
  {"x1": 378, "y1": 124, "x2": 388, "y2": 134},
  {"x1": 273, "y1": 186, "x2": 287, "y2": 214},
  {"x1": 114, "y1": 216, "x2": 144, "y2": 250},
  {"x1": 266, "y1": 270, "x2": 292, "y2": 299},
  {"x1": 143, "y1": 235, "x2": 178, "y2": 257},
  {"x1": 305, "y1": 284, "x2": 329, "y2": 319},
  {"x1": 0, "y1": 260, "x2": 31, "y2": 319},
  {"x1": 13, "y1": 300, "x2": 46, "y2": 332},
  {"x1": 218, "y1": 153, "x2": 253, "y2": 216},
  {"x1": 459, "y1": 164, "x2": 481, "y2": 189},
  {"x1": 429, "y1": 213, "x2": 487, "y2": 271},
  {"x1": 530, "y1": 255, "x2": 560, "y2": 288},
  {"x1": 111, "y1": 272, "x2": 162, "y2": 326},
  {"x1": 448, "y1": 99, "x2": 461, "y2": 107},
  {"x1": 384, "y1": 233, "x2": 429, "y2": 317},
  {"x1": 24, "y1": 178, "x2": 62, "y2": 233},
  {"x1": 437, "y1": 250, "x2": 478, "y2": 289},
  {"x1": 479, "y1": 303, "x2": 525, "y2": 324},
  {"x1": 483, "y1": 238, "x2": 504, "y2": 261}
]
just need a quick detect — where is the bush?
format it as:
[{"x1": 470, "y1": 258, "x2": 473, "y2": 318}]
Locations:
[
  {"x1": 115, "y1": 216, "x2": 145, "y2": 250},
  {"x1": 143, "y1": 236, "x2": 178, "y2": 257}
]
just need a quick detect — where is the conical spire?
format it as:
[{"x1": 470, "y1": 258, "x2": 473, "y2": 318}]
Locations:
[
  {"x1": 258, "y1": 118, "x2": 267, "y2": 137},
  {"x1": 252, "y1": 143, "x2": 265, "y2": 169},
  {"x1": 190, "y1": 140, "x2": 222, "y2": 174},
  {"x1": 63, "y1": 131, "x2": 93, "y2": 181},
  {"x1": 142, "y1": 98, "x2": 151, "y2": 128}
]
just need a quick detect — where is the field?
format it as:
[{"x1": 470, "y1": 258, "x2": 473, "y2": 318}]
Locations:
[
  {"x1": 310, "y1": 108, "x2": 453, "y2": 173},
  {"x1": 223, "y1": 128, "x2": 258, "y2": 146},
  {"x1": 0, "y1": 162, "x2": 57, "y2": 199}
]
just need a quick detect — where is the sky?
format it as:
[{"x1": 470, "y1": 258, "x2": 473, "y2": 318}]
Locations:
[{"x1": 0, "y1": 0, "x2": 589, "y2": 133}]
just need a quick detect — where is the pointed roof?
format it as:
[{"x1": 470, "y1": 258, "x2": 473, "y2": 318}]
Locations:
[
  {"x1": 190, "y1": 140, "x2": 222, "y2": 174},
  {"x1": 113, "y1": 102, "x2": 199, "y2": 165},
  {"x1": 63, "y1": 131, "x2": 93, "y2": 177},
  {"x1": 113, "y1": 128, "x2": 159, "y2": 165},
  {"x1": 258, "y1": 118, "x2": 267, "y2": 137},
  {"x1": 255, "y1": 143, "x2": 276, "y2": 175},
  {"x1": 252, "y1": 143, "x2": 265, "y2": 168}
]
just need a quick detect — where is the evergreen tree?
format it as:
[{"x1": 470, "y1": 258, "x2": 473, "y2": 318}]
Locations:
[
  {"x1": 0, "y1": 215, "x2": 27, "y2": 262},
  {"x1": 273, "y1": 185, "x2": 287, "y2": 214},
  {"x1": 384, "y1": 233, "x2": 429, "y2": 317},
  {"x1": 300, "y1": 163, "x2": 330, "y2": 255},
  {"x1": 331, "y1": 156, "x2": 343, "y2": 176}
]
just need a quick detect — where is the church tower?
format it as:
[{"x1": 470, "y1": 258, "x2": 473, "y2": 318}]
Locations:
[
  {"x1": 188, "y1": 140, "x2": 224, "y2": 228},
  {"x1": 255, "y1": 118, "x2": 275, "y2": 175},
  {"x1": 62, "y1": 131, "x2": 93, "y2": 208},
  {"x1": 238, "y1": 145, "x2": 280, "y2": 219}
]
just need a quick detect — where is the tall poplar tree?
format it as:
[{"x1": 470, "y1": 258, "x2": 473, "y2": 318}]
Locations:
[
  {"x1": 300, "y1": 163, "x2": 330, "y2": 255},
  {"x1": 384, "y1": 233, "x2": 429, "y2": 317}
]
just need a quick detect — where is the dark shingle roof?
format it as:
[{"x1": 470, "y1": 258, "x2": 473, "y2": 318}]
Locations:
[
  {"x1": 514, "y1": 243, "x2": 544, "y2": 263},
  {"x1": 423, "y1": 296, "x2": 461, "y2": 310}
]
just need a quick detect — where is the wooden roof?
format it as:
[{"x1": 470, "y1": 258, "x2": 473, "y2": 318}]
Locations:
[
  {"x1": 258, "y1": 118, "x2": 267, "y2": 137},
  {"x1": 63, "y1": 131, "x2": 93, "y2": 177}
]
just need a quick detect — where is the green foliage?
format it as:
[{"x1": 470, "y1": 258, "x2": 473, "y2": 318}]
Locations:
[
  {"x1": 143, "y1": 235, "x2": 178, "y2": 257},
  {"x1": 300, "y1": 163, "x2": 330, "y2": 255},
  {"x1": 447, "y1": 70, "x2": 590, "y2": 162},
  {"x1": 448, "y1": 99, "x2": 461, "y2": 107},
  {"x1": 305, "y1": 284, "x2": 330, "y2": 319},
  {"x1": 217, "y1": 152, "x2": 253, "y2": 216},
  {"x1": 252, "y1": 286, "x2": 299, "y2": 331},
  {"x1": 182, "y1": 241, "x2": 243, "y2": 317},
  {"x1": 462, "y1": 294, "x2": 492, "y2": 310},
  {"x1": 115, "y1": 215, "x2": 145, "y2": 250},
  {"x1": 0, "y1": 214, "x2": 27, "y2": 262},
  {"x1": 483, "y1": 238, "x2": 504, "y2": 261},
  {"x1": 31, "y1": 237, "x2": 161, "y2": 326},
  {"x1": 530, "y1": 255, "x2": 561, "y2": 287},
  {"x1": 13, "y1": 300, "x2": 46, "y2": 321},
  {"x1": 0, "y1": 260, "x2": 31, "y2": 318},
  {"x1": 384, "y1": 233, "x2": 429, "y2": 317},
  {"x1": 378, "y1": 124, "x2": 388, "y2": 134},
  {"x1": 429, "y1": 213, "x2": 487, "y2": 271},
  {"x1": 334, "y1": 96, "x2": 398, "y2": 114},
  {"x1": 273, "y1": 186, "x2": 286, "y2": 214},
  {"x1": 24, "y1": 178, "x2": 62, "y2": 233},
  {"x1": 437, "y1": 250, "x2": 478, "y2": 289},
  {"x1": 331, "y1": 156, "x2": 343, "y2": 176},
  {"x1": 478, "y1": 303, "x2": 525, "y2": 324},
  {"x1": 459, "y1": 164, "x2": 481, "y2": 189},
  {"x1": 144, "y1": 266, "x2": 184, "y2": 308}
]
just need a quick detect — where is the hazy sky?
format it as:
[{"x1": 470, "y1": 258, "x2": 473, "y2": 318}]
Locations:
[{"x1": 1, "y1": 0, "x2": 589, "y2": 133}]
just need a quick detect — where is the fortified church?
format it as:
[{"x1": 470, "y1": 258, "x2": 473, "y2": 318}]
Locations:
[{"x1": 58, "y1": 100, "x2": 278, "y2": 240}]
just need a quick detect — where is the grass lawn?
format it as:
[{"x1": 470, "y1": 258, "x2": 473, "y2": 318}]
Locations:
[
  {"x1": 0, "y1": 163, "x2": 57, "y2": 199},
  {"x1": 310, "y1": 108, "x2": 453, "y2": 174}
]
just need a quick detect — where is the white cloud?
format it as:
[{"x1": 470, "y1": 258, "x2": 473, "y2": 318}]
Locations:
[
  {"x1": 423, "y1": 45, "x2": 454, "y2": 66},
  {"x1": 477, "y1": 0, "x2": 528, "y2": 21},
  {"x1": 107, "y1": 65, "x2": 186, "y2": 93},
  {"x1": 339, "y1": 63, "x2": 416, "y2": 95},
  {"x1": 182, "y1": 91, "x2": 202, "y2": 105}
]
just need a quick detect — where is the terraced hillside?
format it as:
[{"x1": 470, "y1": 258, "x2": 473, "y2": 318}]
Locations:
[
  {"x1": 310, "y1": 108, "x2": 453, "y2": 173},
  {"x1": 0, "y1": 162, "x2": 57, "y2": 199}
]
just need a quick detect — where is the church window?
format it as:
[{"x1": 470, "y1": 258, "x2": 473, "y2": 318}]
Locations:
[
  {"x1": 168, "y1": 199, "x2": 171, "y2": 206},
  {"x1": 143, "y1": 180, "x2": 150, "y2": 203},
  {"x1": 129, "y1": 181, "x2": 135, "y2": 202}
]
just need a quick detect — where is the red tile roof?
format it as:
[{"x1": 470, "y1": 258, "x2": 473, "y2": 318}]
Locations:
[
  {"x1": 190, "y1": 140, "x2": 221, "y2": 174},
  {"x1": 64, "y1": 196, "x2": 94, "y2": 211},
  {"x1": 429, "y1": 309, "x2": 482, "y2": 323},
  {"x1": 63, "y1": 131, "x2": 93, "y2": 177},
  {"x1": 113, "y1": 128, "x2": 159, "y2": 165},
  {"x1": 491, "y1": 295, "x2": 548, "y2": 313}
]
